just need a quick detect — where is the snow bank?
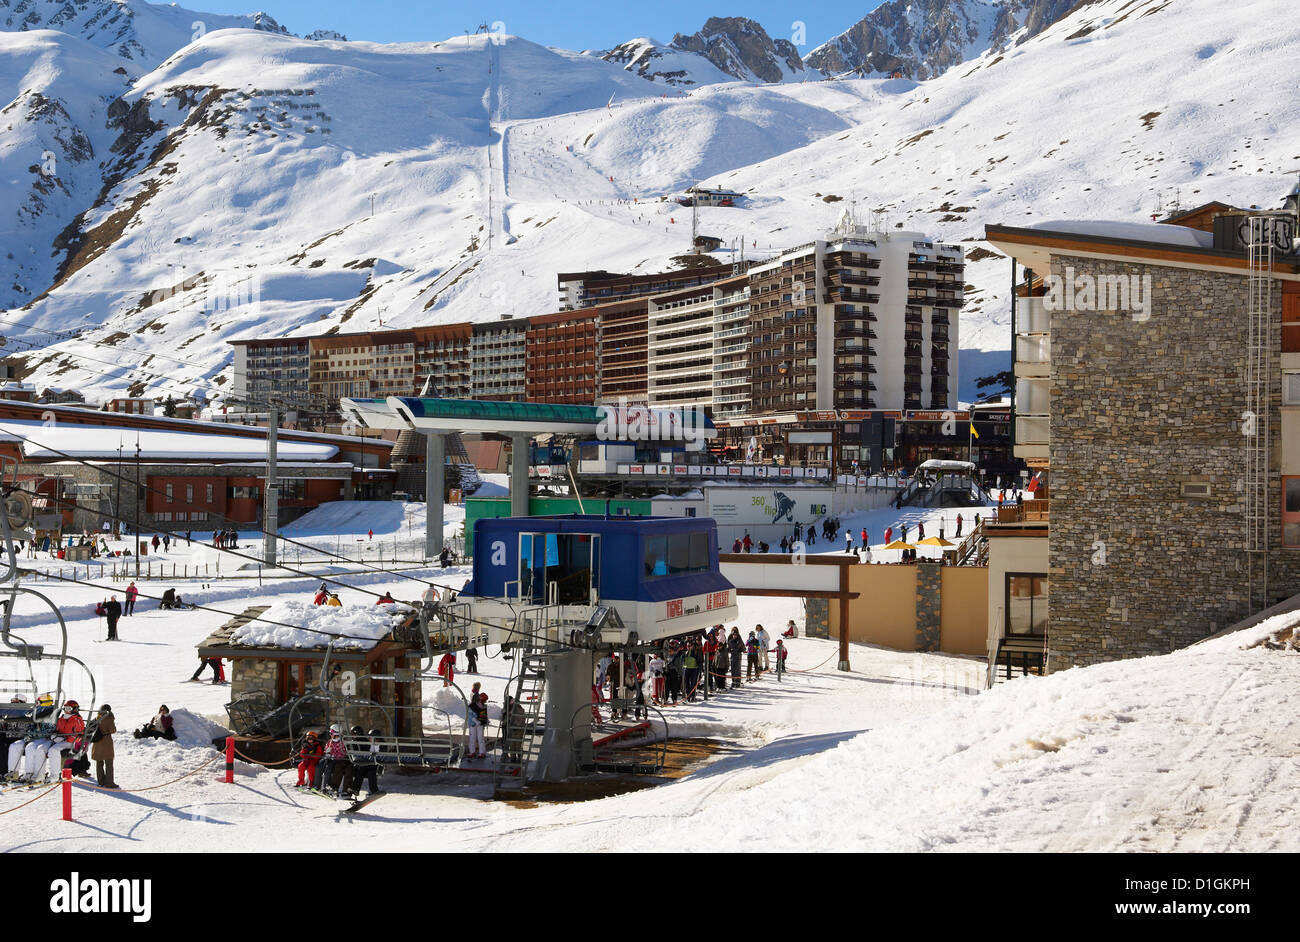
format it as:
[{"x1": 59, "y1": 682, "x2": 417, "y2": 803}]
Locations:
[
  {"x1": 168, "y1": 708, "x2": 231, "y2": 748},
  {"x1": 229, "y1": 599, "x2": 400, "y2": 650},
  {"x1": 1027, "y1": 219, "x2": 1214, "y2": 248}
]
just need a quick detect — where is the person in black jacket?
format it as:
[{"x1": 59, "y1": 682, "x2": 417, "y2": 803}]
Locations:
[
  {"x1": 104, "y1": 595, "x2": 122, "y2": 641},
  {"x1": 727, "y1": 628, "x2": 745, "y2": 688}
]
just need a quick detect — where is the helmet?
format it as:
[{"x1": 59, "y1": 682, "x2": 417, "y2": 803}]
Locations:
[
  {"x1": 367, "y1": 728, "x2": 382, "y2": 737},
  {"x1": 329, "y1": 724, "x2": 342, "y2": 736},
  {"x1": 349, "y1": 725, "x2": 362, "y2": 736},
  {"x1": 306, "y1": 730, "x2": 319, "y2": 740},
  {"x1": 63, "y1": 700, "x2": 79, "y2": 711},
  {"x1": 99, "y1": 704, "x2": 112, "y2": 713}
]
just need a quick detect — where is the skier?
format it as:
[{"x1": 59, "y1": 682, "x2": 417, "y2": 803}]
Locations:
[
  {"x1": 728, "y1": 628, "x2": 744, "y2": 688},
  {"x1": 124, "y1": 581, "x2": 138, "y2": 616},
  {"x1": 437, "y1": 651, "x2": 456, "y2": 688},
  {"x1": 861, "y1": 527, "x2": 868, "y2": 549},
  {"x1": 5, "y1": 715, "x2": 55, "y2": 782},
  {"x1": 104, "y1": 595, "x2": 122, "y2": 641},
  {"x1": 745, "y1": 631, "x2": 761, "y2": 681},
  {"x1": 33, "y1": 700, "x2": 84, "y2": 782},
  {"x1": 465, "y1": 646, "x2": 479, "y2": 673},
  {"x1": 151, "y1": 534, "x2": 160, "y2": 552},
  {"x1": 682, "y1": 643, "x2": 701, "y2": 703},
  {"x1": 296, "y1": 730, "x2": 323, "y2": 788},
  {"x1": 467, "y1": 692, "x2": 489, "y2": 759},
  {"x1": 807, "y1": 525, "x2": 815, "y2": 546},
  {"x1": 956, "y1": 513, "x2": 964, "y2": 537},
  {"x1": 918, "y1": 521, "x2": 925, "y2": 540},
  {"x1": 756, "y1": 624, "x2": 771, "y2": 672},
  {"x1": 647, "y1": 650, "x2": 666, "y2": 706},
  {"x1": 190, "y1": 654, "x2": 221, "y2": 683},
  {"x1": 773, "y1": 639, "x2": 788, "y2": 680},
  {"x1": 367, "y1": 529, "x2": 373, "y2": 541},
  {"x1": 884, "y1": 526, "x2": 893, "y2": 545},
  {"x1": 315, "y1": 725, "x2": 349, "y2": 795}
]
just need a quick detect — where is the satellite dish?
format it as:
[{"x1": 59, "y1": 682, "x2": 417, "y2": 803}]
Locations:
[{"x1": 4, "y1": 490, "x2": 32, "y2": 530}]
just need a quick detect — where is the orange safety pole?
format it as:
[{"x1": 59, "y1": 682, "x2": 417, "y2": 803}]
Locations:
[
  {"x1": 224, "y1": 736, "x2": 235, "y2": 783},
  {"x1": 62, "y1": 768, "x2": 72, "y2": 821}
]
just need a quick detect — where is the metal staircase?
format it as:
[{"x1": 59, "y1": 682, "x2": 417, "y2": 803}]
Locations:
[
  {"x1": 445, "y1": 432, "x2": 483, "y2": 495},
  {"x1": 493, "y1": 609, "x2": 554, "y2": 791}
]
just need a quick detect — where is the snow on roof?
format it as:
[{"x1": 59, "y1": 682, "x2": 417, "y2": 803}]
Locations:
[
  {"x1": 1027, "y1": 219, "x2": 1214, "y2": 249},
  {"x1": 0, "y1": 419, "x2": 338, "y2": 461},
  {"x1": 228, "y1": 599, "x2": 404, "y2": 651}
]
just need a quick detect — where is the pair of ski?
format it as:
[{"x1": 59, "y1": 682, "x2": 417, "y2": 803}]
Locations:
[{"x1": 295, "y1": 784, "x2": 384, "y2": 814}]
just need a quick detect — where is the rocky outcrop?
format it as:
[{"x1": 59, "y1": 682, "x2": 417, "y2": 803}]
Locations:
[
  {"x1": 668, "y1": 17, "x2": 807, "y2": 83},
  {"x1": 805, "y1": 0, "x2": 1090, "y2": 79}
]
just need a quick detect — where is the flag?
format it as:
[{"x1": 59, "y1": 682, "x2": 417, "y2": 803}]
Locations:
[
  {"x1": 1026, "y1": 472, "x2": 1041, "y2": 493},
  {"x1": 969, "y1": 422, "x2": 979, "y2": 439}
]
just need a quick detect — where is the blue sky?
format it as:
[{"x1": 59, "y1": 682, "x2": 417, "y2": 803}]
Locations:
[{"x1": 196, "y1": 1, "x2": 890, "y2": 52}]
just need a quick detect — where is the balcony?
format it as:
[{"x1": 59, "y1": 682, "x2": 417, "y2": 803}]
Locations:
[
  {"x1": 835, "y1": 326, "x2": 877, "y2": 340},
  {"x1": 931, "y1": 346, "x2": 949, "y2": 361},
  {"x1": 1015, "y1": 333, "x2": 1051, "y2": 379},
  {"x1": 836, "y1": 395, "x2": 878, "y2": 409},
  {"x1": 905, "y1": 308, "x2": 924, "y2": 324},
  {"x1": 834, "y1": 341, "x2": 877, "y2": 357},
  {"x1": 833, "y1": 305, "x2": 878, "y2": 320},
  {"x1": 931, "y1": 312, "x2": 950, "y2": 326},
  {"x1": 833, "y1": 377, "x2": 877, "y2": 391}
]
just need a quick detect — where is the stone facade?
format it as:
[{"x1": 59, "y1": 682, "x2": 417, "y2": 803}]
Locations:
[
  {"x1": 914, "y1": 561, "x2": 942, "y2": 651},
  {"x1": 1045, "y1": 254, "x2": 1300, "y2": 669},
  {"x1": 804, "y1": 598, "x2": 831, "y2": 638}
]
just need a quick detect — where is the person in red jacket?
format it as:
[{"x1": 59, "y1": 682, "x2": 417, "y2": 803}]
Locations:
[
  {"x1": 124, "y1": 581, "x2": 139, "y2": 616},
  {"x1": 437, "y1": 652, "x2": 456, "y2": 688},
  {"x1": 313, "y1": 583, "x2": 329, "y2": 606},
  {"x1": 296, "y1": 730, "x2": 322, "y2": 788},
  {"x1": 36, "y1": 700, "x2": 85, "y2": 781},
  {"x1": 375, "y1": 592, "x2": 395, "y2": 605}
]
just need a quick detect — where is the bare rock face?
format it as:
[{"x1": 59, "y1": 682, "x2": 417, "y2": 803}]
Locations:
[
  {"x1": 669, "y1": 17, "x2": 807, "y2": 83},
  {"x1": 805, "y1": 0, "x2": 1092, "y2": 79}
]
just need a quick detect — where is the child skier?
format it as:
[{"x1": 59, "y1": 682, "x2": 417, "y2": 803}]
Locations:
[{"x1": 296, "y1": 730, "x2": 322, "y2": 788}]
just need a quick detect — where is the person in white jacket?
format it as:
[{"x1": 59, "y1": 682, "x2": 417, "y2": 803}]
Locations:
[
  {"x1": 646, "y1": 653, "x2": 666, "y2": 705},
  {"x1": 756, "y1": 625, "x2": 771, "y2": 672}
]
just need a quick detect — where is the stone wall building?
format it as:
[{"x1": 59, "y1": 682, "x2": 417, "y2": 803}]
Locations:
[{"x1": 987, "y1": 207, "x2": 1300, "y2": 670}]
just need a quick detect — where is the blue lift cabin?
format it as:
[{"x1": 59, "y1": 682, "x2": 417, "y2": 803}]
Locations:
[
  {"x1": 450, "y1": 514, "x2": 739, "y2": 785},
  {"x1": 460, "y1": 514, "x2": 739, "y2": 648}
]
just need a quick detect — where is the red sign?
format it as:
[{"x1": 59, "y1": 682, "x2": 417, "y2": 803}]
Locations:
[
  {"x1": 727, "y1": 467, "x2": 742, "y2": 476},
  {"x1": 666, "y1": 599, "x2": 683, "y2": 618},
  {"x1": 629, "y1": 464, "x2": 644, "y2": 473},
  {"x1": 706, "y1": 590, "x2": 730, "y2": 610}
]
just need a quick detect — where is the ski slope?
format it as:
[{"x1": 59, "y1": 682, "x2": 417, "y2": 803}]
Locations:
[{"x1": 2, "y1": 0, "x2": 1296, "y2": 404}]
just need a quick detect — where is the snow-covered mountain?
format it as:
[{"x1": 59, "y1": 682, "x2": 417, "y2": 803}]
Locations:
[
  {"x1": 1, "y1": 0, "x2": 1296, "y2": 406},
  {"x1": 0, "y1": 0, "x2": 295, "y2": 69},
  {"x1": 597, "y1": 37, "x2": 732, "y2": 87},
  {"x1": 806, "y1": 0, "x2": 1085, "y2": 78},
  {"x1": 669, "y1": 16, "x2": 812, "y2": 83}
]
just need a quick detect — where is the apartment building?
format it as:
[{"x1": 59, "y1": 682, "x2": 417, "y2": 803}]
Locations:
[
  {"x1": 230, "y1": 337, "x2": 311, "y2": 406},
  {"x1": 557, "y1": 265, "x2": 740, "y2": 311},
  {"x1": 744, "y1": 217, "x2": 961, "y2": 417},
  {"x1": 306, "y1": 326, "x2": 472, "y2": 403},
  {"x1": 984, "y1": 195, "x2": 1300, "y2": 670},
  {"x1": 524, "y1": 309, "x2": 601, "y2": 404},
  {"x1": 471, "y1": 318, "x2": 528, "y2": 401},
  {"x1": 595, "y1": 299, "x2": 650, "y2": 405}
]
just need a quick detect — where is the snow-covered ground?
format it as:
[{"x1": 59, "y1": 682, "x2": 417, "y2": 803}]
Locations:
[{"x1": 2, "y1": 526, "x2": 1296, "y2": 853}]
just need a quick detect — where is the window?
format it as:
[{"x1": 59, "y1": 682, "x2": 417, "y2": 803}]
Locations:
[
  {"x1": 206, "y1": 484, "x2": 214, "y2": 503},
  {"x1": 1284, "y1": 478, "x2": 1300, "y2": 547},
  {"x1": 644, "y1": 531, "x2": 710, "y2": 579},
  {"x1": 1005, "y1": 574, "x2": 1048, "y2": 636},
  {"x1": 165, "y1": 484, "x2": 173, "y2": 504},
  {"x1": 185, "y1": 484, "x2": 194, "y2": 503}
]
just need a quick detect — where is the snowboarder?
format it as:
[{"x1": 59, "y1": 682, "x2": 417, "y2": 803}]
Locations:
[
  {"x1": 342, "y1": 729, "x2": 383, "y2": 798},
  {"x1": 104, "y1": 595, "x2": 122, "y2": 641},
  {"x1": 124, "y1": 582, "x2": 138, "y2": 616}
]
